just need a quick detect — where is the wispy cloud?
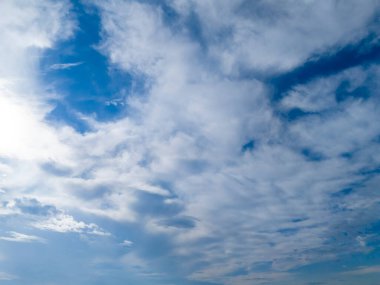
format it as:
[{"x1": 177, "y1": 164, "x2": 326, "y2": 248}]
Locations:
[
  {"x1": 0, "y1": 231, "x2": 44, "y2": 243},
  {"x1": 0, "y1": 272, "x2": 17, "y2": 281},
  {"x1": 121, "y1": 239, "x2": 133, "y2": 247},
  {"x1": 91, "y1": 1, "x2": 380, "y2": 283},
  {"x1": 32, "y1": 213, "x2": 110, "y2": 236},
  {"x1": 49, "y1": 61, "x2": 83, "y2": 70},
  {"x1": 342, "y1": 265, "x2": 380, "y2": 275}
]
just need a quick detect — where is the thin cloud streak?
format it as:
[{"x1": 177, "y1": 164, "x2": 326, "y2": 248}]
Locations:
[
  {"x1": 49, "y1": 61, "x2": 84, "y2": 70},
  {"x1": 0, "y1": 231, "x2": 45, "y2": 243}
]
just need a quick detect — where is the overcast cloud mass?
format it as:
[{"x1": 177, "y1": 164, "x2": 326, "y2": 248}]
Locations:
[{"x1": 0, "y1": 0, "x2": 380, "y2": 284}]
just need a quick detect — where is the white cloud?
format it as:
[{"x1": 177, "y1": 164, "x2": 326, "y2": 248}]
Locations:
[
  {"x1": 0, "y1": 272, "x2": 16, "y2": 281},
  {"x1": 0, "y1": 0, "x2": 76, "y2": 163},
  {"x1": 49, "y1": 62, "x2": 83, "y2": 70},
  {"x1": 0, "y1": 0, "x2": 75, "y2": 78},
  {"x1": 32, "y1": 213, "x2": 110, "y2": 236},
  {"x1": 0, "y1": 196, "x2": 110, "y2": 237},
  {"x1": 189, "y1": 269, "x2": 292, "y2": 285},
  {"x1": 0, "y1": 85, "x2": 73, "y2": 161},
  {"x1": 89, "y1": 1, "x2": 380, "y2": 283},
  {"x1": 0, "y1": 0, "x2": 379, "y2": 284},
  {"x1": 97, "y1": 0, "x2": 198, "y2": 77},
  {"x1": 343, "y1": 265, "x2": 380, "y2": 275},
  {"x1": 283, "y1": 66, "x2": 380, "y2": 158},
  {"x1": 280, "y1": 66, "x2": 370, "y2": 112},
  {"x1": 0, "y1": 231, "x2": 44, "y2": 243},
  {"x1": 121, "y1": 240, "x2": 133, "y2": 247},
  {"x1": 168, "y1": 0, "x2": 379, "y2": 74},
  {"x1": 98, "y1": 1, "x2": 166, "y2": 75}
]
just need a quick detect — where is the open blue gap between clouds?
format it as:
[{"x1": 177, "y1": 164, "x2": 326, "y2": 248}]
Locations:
[
  {"x1": 39, "y1": 0, "x2": 380, "y2": 139},
  {"x1": 270, "y1": 33, "x2": 380, "y2": 101},
  {"x1": 40, "y1": 0, "x2": 138, "y2": 133},
  {"x1": 239, "y1": 35, "x2": 380, "y2": 165},
  {"x1": 39, "y1": 0, "x2": 230, "y2": 134},
  {"x1": 265, "y1": 33, "x2": 380, "y2": 132}
]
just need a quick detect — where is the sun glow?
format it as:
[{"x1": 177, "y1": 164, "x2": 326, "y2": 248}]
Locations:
[{"x1": 0, "y1": 85, "x2": 69, "y2": 161}]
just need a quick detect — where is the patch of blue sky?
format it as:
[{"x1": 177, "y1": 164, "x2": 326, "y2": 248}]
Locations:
[
  {"x1": 291, "y1": 217, "x2": 308, "y2": 223},
  {"x1": 331, "y1": 187, "x2": 355, "y2": 198},
  {"x1": 0, "y1": 223, "x2": 207, "y2": 285},
  {"x1": 0, "y1": 232, "x2": 139, "y2": 285},
  {"x1": 179, "y1": 10, "x2": 208, "y2": 50},
  {"x1": 357, "y1": 166, "x2": 380, "y2": 176},
  {"x1": 158, "y1": 216, "x2": 197, "y2": 229},
  {"x1": 270, "y1": 34, "x2": 380, "y2": 101},
  {"x1": 301, "y1": 148, "x2": 325, "y2": 162},
  {"x1": 132, "y1": 192, "x2": 183, "y2": 218},
  {"x1": 335, "y1": 80, "x2": 371, "y2": 102},
  {"x1": 279, "y1": 107, "x2": 319, "y2": 122},
  {"x1": 146, "y1": 0, "x2": 209, "y2": 50},
  {"x1": 293, "y1": 247, "x2": 380, "y2": 277},
  {"x1": 277, "y1": 227, "x2": 299, "y2": 237},
  {"x1": 11, "y1": 197, "x2": 58, "y2": 216},
  {"x1": 225, "y1": 267, "x2": 250, "y2": 277},
  {"x1": 241, "y1": 139, "x2": 255, "y2": 153},
  {"x1": 40, "y1": 0, "x2": 133, "y2": 132},
  {"x1": 66, "y1": 193, "x2": 201, "y2": 281}
]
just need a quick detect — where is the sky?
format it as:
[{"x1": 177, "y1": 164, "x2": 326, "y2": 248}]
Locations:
[{"x1": 0, "y1": 0, "x2": 380, "y2": 284}]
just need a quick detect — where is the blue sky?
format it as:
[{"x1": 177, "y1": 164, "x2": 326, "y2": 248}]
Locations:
[{"x1": 0, "y1": 0, "x2": 380, "y2": 284}]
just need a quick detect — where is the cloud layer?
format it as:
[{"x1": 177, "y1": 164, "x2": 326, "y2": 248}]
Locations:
[{"x1": 0, "y1": 0, "x2": 380, "y2": 284}]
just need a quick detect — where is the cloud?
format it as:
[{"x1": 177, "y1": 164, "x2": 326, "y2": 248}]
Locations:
[
  {"x1": 0, "y1": 231, "x2": 44, "y2": 243},
  {"x1": 167, "y1": 0, "x2": 379, "y2": 74},
  {"x1": 0, "y1": 272, "x2": 16, "y2": 281},
  {"x1": 121, "y1": 240, "x2": 133, "y2": 247},
  {"x1": 0, "y1": 0, "x2": 75, "y2": 78},
  {"x1": 0, "y1": 197, "x2": 109, "y2": 237},
  {"x1": 88, "y1": 1, "x2": 380, "y2": 283},
  {"x1": 189, "y1": 270, "x2": 292, "y2": 285},
  {"x1": 0, "y1": 0, "x2": 380, "y2": 284},
  {"x1": 97, "y1": 1, "x2": 187, "y2": 76},
  {"x1": 342, "y1": 265, "x2": 380, "y2": 275},
  {"x1": 11, "y1": 198, "x2": 58, "y2": 216},
  {"x1": 49, "y1": 62, "x2": 83, "y2": 70},
  {"x1": 0, "y1": 84, "x2": 73, "y2": 161},
  {"x1": 121, "y1": 252, "x2": 165, "y2": 279},
  {"x1": 32, "y1": 213, "x2": 110, "y2": 236}
]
